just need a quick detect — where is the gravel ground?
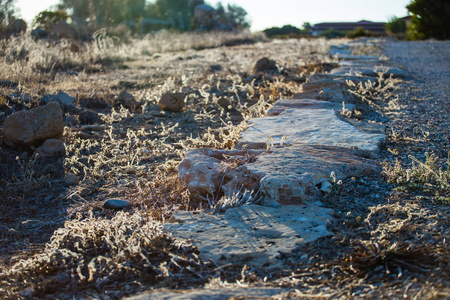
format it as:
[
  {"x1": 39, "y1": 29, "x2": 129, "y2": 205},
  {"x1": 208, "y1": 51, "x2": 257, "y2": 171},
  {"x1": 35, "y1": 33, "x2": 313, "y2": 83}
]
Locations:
[{"x1": 384, "y1": 40, "x2": 450, "y2": 158}]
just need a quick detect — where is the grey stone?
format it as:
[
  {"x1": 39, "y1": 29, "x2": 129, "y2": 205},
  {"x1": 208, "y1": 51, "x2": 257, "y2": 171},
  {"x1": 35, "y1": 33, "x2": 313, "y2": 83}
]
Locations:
[
  {"x1": 127, "y1": 287, "x2": 289, "y2": 300},
  {"x1": 338, "y1": 60, "x2": 380, "y2": 67},
  {"x1": 243, "y1": 144, "x2": 380, "y2": 206},
  {"x1": 163, "y1": 203, "x2": 333, "y2": 268},
  {"x1": 237, "y1": 108, "x2": 385, "y2": 152},
  {"x1": 103, "y1": 199, "x2": 130, "y2": 210},
  {"x1": 267, "y1": 98, "x2": 354, "y2": 116},
  {"x1": 41, "y1": 92, "x2": 76, "y2": 111},
  {"x1": 330, "y1": 66, "x2": 409, "y2": 78},
  {"x1": 331, "y1": 54, "x2": 380, "y2": 61},
  {"x1": 307, "y1": 73, "x2": 377, "y2": 85}
]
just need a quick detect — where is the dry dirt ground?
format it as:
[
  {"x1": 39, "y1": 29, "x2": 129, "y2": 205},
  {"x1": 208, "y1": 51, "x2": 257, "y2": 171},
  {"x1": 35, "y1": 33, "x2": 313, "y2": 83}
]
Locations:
[{"x1": 0, "y1": 35, "x2": 449, "y2": 299}]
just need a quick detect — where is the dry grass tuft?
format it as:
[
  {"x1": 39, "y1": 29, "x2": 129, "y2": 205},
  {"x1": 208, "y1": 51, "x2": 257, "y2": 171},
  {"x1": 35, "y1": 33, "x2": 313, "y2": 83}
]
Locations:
[
  {"x1": 347, "y1": 72, "x2": 403, "y2": 111},
  {"x1": 382, "y1": 152, "x2": 450, "y2": 203},
  {"x1": 0, "y1": 212, "x2": 207, "y2": 299}
]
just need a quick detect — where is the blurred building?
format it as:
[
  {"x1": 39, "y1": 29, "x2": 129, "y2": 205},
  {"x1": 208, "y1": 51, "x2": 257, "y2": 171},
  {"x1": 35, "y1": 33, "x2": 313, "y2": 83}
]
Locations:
[{"x1": 312, "y1": 20, "x2": 386, "y2": 36}]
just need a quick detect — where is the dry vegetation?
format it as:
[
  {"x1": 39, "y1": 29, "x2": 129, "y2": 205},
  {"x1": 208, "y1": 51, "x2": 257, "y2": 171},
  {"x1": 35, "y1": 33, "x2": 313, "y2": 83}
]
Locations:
[{"x1": 0, "y1": 32, "x2": 448, "y2": 299}]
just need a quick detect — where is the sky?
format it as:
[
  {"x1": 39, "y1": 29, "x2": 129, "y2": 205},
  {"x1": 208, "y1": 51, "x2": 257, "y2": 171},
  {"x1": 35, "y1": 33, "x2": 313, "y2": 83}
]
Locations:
[{"x1": 15, "y1": 0, "x2": 410, "y2": 31}]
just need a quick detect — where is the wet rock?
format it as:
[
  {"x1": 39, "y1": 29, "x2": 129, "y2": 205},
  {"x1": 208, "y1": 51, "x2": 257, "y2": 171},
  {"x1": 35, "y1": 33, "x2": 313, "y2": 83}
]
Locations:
[
  {"x1": 3, "y1": 102, "x2": 64, "y2": 150},
  {"x1": 103, "y1": 199, "x2": 130, "y2": 210},
  {"x1": 159, "y1": 93, "x2": 185, "y2": 112},
  {"x1": 35, "y1": 139, "x2": 66, "y2": 158},
  {"x1": 254, "y1": 57, "x2": 278, "y2": 73},
  {"x1": 117, "y1": 90, "x2": 139, "y2": 111}
]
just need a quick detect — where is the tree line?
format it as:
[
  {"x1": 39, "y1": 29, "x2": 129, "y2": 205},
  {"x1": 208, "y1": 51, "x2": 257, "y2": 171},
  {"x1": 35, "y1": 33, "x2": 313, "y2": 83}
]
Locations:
[{"x1": 1, "y1": 0, "x2": 449, "y2": 40}]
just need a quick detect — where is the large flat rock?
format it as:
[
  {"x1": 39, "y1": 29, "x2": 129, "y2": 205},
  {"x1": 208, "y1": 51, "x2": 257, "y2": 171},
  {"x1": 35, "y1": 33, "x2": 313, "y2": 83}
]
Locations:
[
  {"x1": 329, "y1": 66, "x2": 409, "y2": 78},
  {"x1": 244, "y1": 144, "x2": 380, "y2": 206},
  {"x1": 237, "y1": 108, "x2": 385, "y2": 152},
  {"x1": 127, "y1": 287, "x2": 289, "y2": 300},
  {"x1": 163, "y1": 203, "x2": 333, "y2": 268},
  {"x1": 330, "y1": 54, "x2": 380, "y2": 61},
  {"x1": 267, "y1": 99, "x2": 355, "y2": 116}
]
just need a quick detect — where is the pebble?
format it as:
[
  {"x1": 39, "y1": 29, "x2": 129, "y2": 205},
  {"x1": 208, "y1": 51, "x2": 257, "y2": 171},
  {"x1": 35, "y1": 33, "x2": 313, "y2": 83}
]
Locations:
[{"x1": 103, "y1": 199, "x2": 130, "y2": 210}]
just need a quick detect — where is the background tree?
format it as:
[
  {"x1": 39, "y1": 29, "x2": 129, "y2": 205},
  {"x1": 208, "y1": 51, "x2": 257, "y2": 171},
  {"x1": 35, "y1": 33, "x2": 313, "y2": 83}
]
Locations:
[
  {"x1": 33, "y1": 10, "x2": 69, "y2": 30},
  {"x1": 406, "y1": 0, "x2": 450, "y2": 40},
  {"x1": 58, "y1": 0, "x2": 147, "y2": 34},
  {"x1": 0, "y1": 0, "x2": 17, "y2": 29},
  {"x1": 385, "y1": 16, "x2": 407, "y2": 39},
  {"x1": 215, "y1": 2, "x2": 250, "y2": 30},
  {"x1": 150, "y1": 0, "x2": 204, "y2": 31}
]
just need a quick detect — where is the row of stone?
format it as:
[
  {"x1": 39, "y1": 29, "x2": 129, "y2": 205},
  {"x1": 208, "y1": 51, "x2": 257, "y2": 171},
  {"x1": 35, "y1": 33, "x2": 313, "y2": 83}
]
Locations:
[{"x1": 162, "y1": 42, "x2": 408, "y2": 269}]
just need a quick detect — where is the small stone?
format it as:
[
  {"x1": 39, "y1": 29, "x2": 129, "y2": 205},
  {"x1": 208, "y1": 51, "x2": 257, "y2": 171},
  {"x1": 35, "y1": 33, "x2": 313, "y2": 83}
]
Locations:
[
  {"x1": 254, "y1": 57, "x2": 278, "y2": 73},
  {"x1": 103, "y1": 199, "x2": 130, "y2": 210},
  {"x1": 320, "y1": 181, "x2": 333, "y2": 193},
  {"x1": 209, "y1": 64, "x2": 222, "y2": 72},
  {"x1": 217, "y1": 97, "x2": 231, "y2": 109},
  {"x1": 159, "y1": 93, "x2": 185, "y2": 112},
  {"x1": 78, "y1": 109, "x2": 100, "y2": 125},
  {"x1": 63, "y1": 115, "x2": 79, "y2": 126},
  {"x1": 41, "y1": 92, "x2": 76, "y2": 111},
  {"x1": 35, "y1": 139, "x2": 66, "y2": 158},
  {"x1": 64, "y1": 173, "x2": 80, "y2": 185},
  {"x1": 117, "y1": 90, "x2": 139, "y2": 111}
]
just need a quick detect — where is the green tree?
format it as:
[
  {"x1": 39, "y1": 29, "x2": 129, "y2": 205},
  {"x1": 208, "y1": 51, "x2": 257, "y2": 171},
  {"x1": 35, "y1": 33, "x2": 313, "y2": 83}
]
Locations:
[
  {"x1": 33, "y1": 10, "x2": 69, "y2": 30},
  {"x1": 406, "y1": 0, "x2": 450, "y2": 40},
  {"x1": 385, "y1": 16, "x2": 407, "y2": 39},
  {"x1": 150, "y1": 0, "x2": 204, "y2": 31},
  {"x1": 385, "y1": 16, "x2": 407, "y2": 34},
  {"x1": 302, "y1": 22, "x2": 313, "y2": 34},
  {"x1": 215, "y1": 2, "x2": 250, "y2": 30},
  {"x1": 58, "y1": 0, "x2": 147, "y2": 34}
]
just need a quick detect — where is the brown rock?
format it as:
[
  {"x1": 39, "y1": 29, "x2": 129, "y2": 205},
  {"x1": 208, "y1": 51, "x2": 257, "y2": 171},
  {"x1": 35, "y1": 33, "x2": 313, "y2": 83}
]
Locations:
[
  {"x1": 159, "y1": 93, "x2": 185, "y2": 112},
  {"x1": 3, "y1": 102, "x2": 64, "y2": 150},
  {"x1": 117, "y1": 90, "x2": 139, "y2": 111},
  {"x1": 254, "y1": 57, "x2": 278, "y2": 73},
  {"x1": 178, "y1": 148, "x2": 263, "y2": 198},
  {"x1": 35, "y1": 139, "x2": 66, "y2": 158}
]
